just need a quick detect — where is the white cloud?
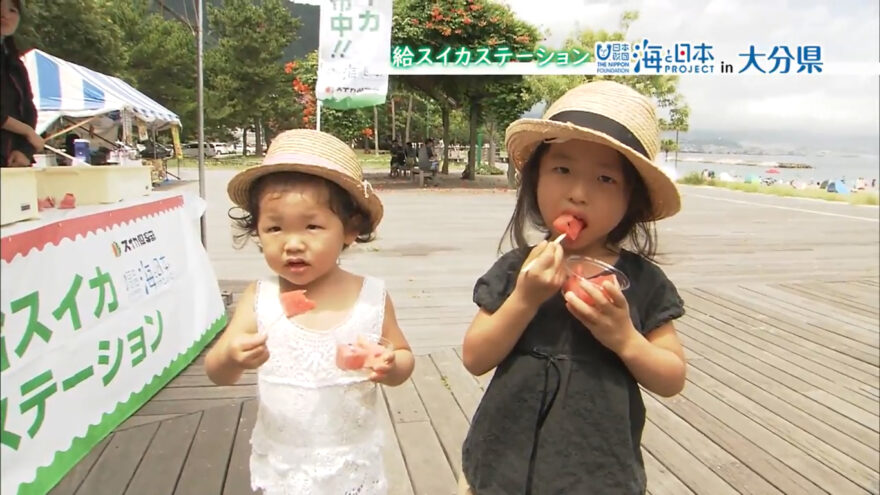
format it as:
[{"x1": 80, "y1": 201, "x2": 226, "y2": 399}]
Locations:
[{"x1": 504, "y1": 0, "x2": 880, "y2": 146}]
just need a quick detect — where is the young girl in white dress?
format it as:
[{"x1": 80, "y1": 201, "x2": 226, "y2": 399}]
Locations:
[{"x1": 205, "y1": 129, "x2": 414, "y2": 495}]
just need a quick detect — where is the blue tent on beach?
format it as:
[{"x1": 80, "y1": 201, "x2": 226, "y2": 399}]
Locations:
[{"x1": 826, "y1": 180, "x2": 850, "y2": 194}]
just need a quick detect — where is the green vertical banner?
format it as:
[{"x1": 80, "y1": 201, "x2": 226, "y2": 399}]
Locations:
[{"x1": 316, "y1": 0, "x2": 391, "y2": 110}]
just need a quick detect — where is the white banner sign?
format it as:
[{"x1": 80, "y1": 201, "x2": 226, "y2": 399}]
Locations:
[
  {"x1": 316, "y1": 0, "x2": 391, "y2": 109},
  {"x1": 0, "y1": 194, "x2": 226, "y2": 494}
]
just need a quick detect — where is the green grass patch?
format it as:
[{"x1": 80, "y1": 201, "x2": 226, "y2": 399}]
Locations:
[
  {"x1": 476, "y1": 162, "x2": 505, "y2": 176},
  {"x1": 169, "y1": 152, "x2": 391, "y2": 171},
  {"x1": 171, "y1": 156, "x2": 261, "y2": 169},
  {"x1": 678, "y1": 172, "x2": 878, "y2": 206},
  {"x1": 354, "y1": 150, "x2": 392, "y2": 170}
]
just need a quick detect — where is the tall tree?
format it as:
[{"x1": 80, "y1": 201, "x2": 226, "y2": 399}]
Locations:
[
  {"x1": 16, "y1": 0, "x2": 125, "y2": 76},
  {"x1": 392, "y1": 0, "x2": 540, "y2": 179},
  {"x1": 207, "y1": 0, "x2": 299, "y2": 155},
  {"x1": 108, "y1": 0, "x2": 199, "y2": 139},
  {"x1": 667, "y1": 103, "x2": 690, "y2": 167}
]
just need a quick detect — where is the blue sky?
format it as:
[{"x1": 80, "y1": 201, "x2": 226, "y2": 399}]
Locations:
[{"x1": 504, "y1": 0, "x2": 880, "y2": 150}]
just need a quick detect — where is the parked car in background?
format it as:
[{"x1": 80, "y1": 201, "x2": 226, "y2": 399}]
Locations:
[
  {"x1": 182, "y1": 142, "x2": 217, "y2": 158},
  {"x1": 138, "y1": 141, "x2": 172, "y2": 159}
]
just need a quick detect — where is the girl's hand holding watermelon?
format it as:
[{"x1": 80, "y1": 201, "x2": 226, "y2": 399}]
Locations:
[
  {"x1": 515, "y1": 240, "x2": 567, "y2": 307},
  {"x1": 564, "y1": 278, "x2": 639, "y2": 355}
]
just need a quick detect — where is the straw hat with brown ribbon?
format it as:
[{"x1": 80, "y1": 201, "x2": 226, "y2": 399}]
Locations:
[
  {"x1": 227, "y1": 129, "x2": 384, "y2": 229},
  {"x1": 506, "y1": 81, "x2": 681, "y2": 220}
]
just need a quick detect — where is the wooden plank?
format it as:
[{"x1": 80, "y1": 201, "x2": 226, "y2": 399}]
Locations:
[
  {"x1": 779, "y1": 283, "x2": 878, "y2": 317},
  {"x1": 152, "y1": 384, "x2": 257, "y2": 401},
  {"x1": 223, "y1": 399, "x2": 259, "y2": 495},
  {"x1": 739, "y1": 284, "x2": 878, "y2": 337},
  {"x1": 683, "y1": 289, "x2": 878, "y2": 386},
  {"x1": 823, "y1": 281, "x2": 880, "y2": 309},
  {"x1": 644, "y1": 394, "x2": 781, "y2": 494},
  {"x1": 678, "y1": 377, "x2": 868, "y2": 492},
  {"x1": 643, "y1": 449, "x2": 695, "y2": 495},
  {"x1": 682, "y1": 303, "x2": 879, "y2": 412},
  {"x1": 175, "y1": 402, "x2": 241, "y2": 495},
  {"x1": 686, "y1": 365, "x2": 879, "y2": 491},
  {"x1": 430, "y1": 349, "x2": 484, "y2": 420},
  {"x1": 653, "y1": 391, "x2": 822, "y2": 494},
  {"x1": 410, "y1": 355, "x2": 470, "y2": 477},
  {"x1": 76, "y1": 422, "x2": 160, "y2": 495},
  {"x1": 680, "y1": 304, "x2": 878, "y2": 416},
  {"x1": 804, "y1": 389, "x2": 879, "y2": 432},
  {"x1": 676, "y1": 322, "x2": 879, "y2": 449},
  {"x1": 116, "y1": 414, "x2": 182, "y2": 431},
  {"x1": 395, "y1": 421, "x2": 457, "y2": 495},
  {"x1": 383, "y1": 379, "x2": 429, "y2": 423},
  {"x1": 167, "y1": 372, "x2": 257, "y2": 388},
  {"x1": 782, "y1": 281, "x2": 877, "y2": 310},
  {"x1": 379, "y1": 388, "x2": 416, "y2": 495},
  {"x1": 136, "y1": 397, "x2": 248, "y2": 416},
  {"x1": 693, "y1": 287, "x2": 878, "y2": 366},
  {"x1": 641, "y1": 417, "x2": 739, "y2": 495},
  {"x1": 688, "y1": 353, "x2": 879, "y2": 471},
  {"x1": 48, "y1": 436, "x2": 112, "y2": 495},
  {"x1": 125, "y1": 413, "x2": 201, "y2": 495}
]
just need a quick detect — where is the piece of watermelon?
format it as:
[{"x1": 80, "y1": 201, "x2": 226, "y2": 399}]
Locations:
[
  {"x1": 563, "y1": 273, "x2": 619, "y2": 306},
  {"x1": 38, "y1": 197, "x2": 55, "y2": 211},
  {"x1": 58, "y1": 193, "x2": 76, "y2": 209},
  {"x1": 552, "y1": 214, "x2": 584, "y2": 241},
  {"x1": 335, "y1": 336, "x2": 388, "y2": 371},
  {"x1": 279, "y1": 289, "x2": 316, "y2": 317},
  {"x1": 335, "y1": 343, "x2": 367, "y2": 370}
]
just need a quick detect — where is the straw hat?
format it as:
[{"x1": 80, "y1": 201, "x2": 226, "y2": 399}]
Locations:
[
  {"x1": 506, "y1": 81, "x2": 680, "y2": 220},
  {"x1": 227, "y1": 129, "x2": 383, "y2": 229}
]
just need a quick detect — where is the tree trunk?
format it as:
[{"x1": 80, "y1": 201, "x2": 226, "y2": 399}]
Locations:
[
  {"x1": 242, "y1": 127, "x2": 248, "y2": 157},
  {"x1": 465, "y1": 100, "x2": 479, "y2": 180},
  {"x1": 488, "y1": 120, "x2": 496, "y2": 170},
  {"x1": 441, "y1": 102, "x2": 450, "y2": 175},
  {"x1": 255, "y1": 119, "x2": 263, "y2": 157},
  {"x1": 674, "y1": 129, "x2": 679, "y2": 169},
  {"x1": 373, "y1": 106, "x2": 380, "y2": 155},
  {"x1": 404, "y1": 94, "x2": 413, "y2": 144},
  {"x1": 390, "y1": 98, "x2": 396, "y2": 142}
]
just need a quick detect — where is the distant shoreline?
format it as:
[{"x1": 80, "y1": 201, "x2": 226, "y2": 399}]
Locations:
[{"x1": 674, "y1": 156, "x2": 813, "y2": 169}]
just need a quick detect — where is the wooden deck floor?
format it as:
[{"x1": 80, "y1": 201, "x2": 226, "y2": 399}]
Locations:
[
  {"x1": 49, "y1": 278, "x2": 879, "y2": 495},
  {"x1": 45, "y1": 174, "x2": 880, "y2": 495}
]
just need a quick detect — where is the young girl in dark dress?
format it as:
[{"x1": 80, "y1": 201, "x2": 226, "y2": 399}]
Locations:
[{"x1": 459, "y1": 81, "x2": 688, "y2": 495}]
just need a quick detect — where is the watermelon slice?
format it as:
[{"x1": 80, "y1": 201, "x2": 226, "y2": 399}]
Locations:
[
  {"x1": 335, "y1": 336, "x2": 388, "y2": 371},
  {"x1": 58, "y1": 193, "x2": 76, "y2": 209},
  {"x1": 552, "y1": 214, "x2": 584, "y2": 241},
  {"x1": 336, "y1": 343, "x2": 368, "y2": 370},
  {"x1": 563, "y1": 273, "x2": 619, "y2": 306},
  {"x1": 38, "y1": 197, "x2": 55, "y2": 211},
  {"x1": 279, "y1": 289, "x2": 316, "y2": 317}
]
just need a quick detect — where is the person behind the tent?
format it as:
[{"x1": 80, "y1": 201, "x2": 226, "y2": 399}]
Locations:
[
  {"x1": 0, "y1": 0, "x2": 41, "y2": 167},
  {"x1": 205, "y1": 129, "x2": 415, "y2": 495},
  {"x1": 459, "y1": 81, "x2": 687, "y2": 495}
]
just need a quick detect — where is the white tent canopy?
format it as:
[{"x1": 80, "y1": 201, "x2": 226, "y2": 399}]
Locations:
[{"x1": 22, "y1": 49, "x2": 181, "y2": 135}]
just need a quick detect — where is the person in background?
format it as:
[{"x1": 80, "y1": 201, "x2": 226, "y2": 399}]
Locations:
[{"x1": 0, "y1": 0, "x2": 40, "y2": 167}]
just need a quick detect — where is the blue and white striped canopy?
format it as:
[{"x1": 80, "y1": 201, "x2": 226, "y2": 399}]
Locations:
[{"x1": 22, "y1": 49, "x2": 181, "y2": 134}]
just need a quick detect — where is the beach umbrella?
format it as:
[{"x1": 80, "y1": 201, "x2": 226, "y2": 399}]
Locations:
[{"x1": 766, "y1": 168, "x2": 781, "y2": 174}]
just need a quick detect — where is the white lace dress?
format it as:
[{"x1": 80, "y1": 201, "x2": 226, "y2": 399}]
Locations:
[{"x1": 250, "y1": 276, "x2": 388, "y2": 495}]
